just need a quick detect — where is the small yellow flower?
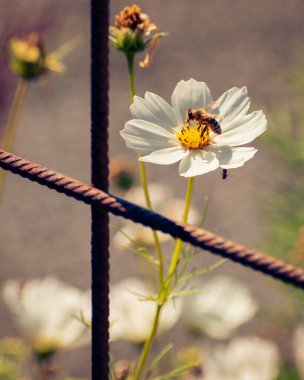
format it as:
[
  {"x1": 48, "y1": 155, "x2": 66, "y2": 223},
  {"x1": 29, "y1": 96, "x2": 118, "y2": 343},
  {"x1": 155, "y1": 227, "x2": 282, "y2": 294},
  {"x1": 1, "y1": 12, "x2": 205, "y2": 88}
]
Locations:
[
  {"x1": 0, "y1": 338, "x2": 29, "y2": 359},
  {"x1": 177, "y1": 347, "x2": 203, "y2": 367},
  {"x1": 8, "y1": 32, "x2": 66, "y2": 80},
  {"x1": 109, "y1": 4, "x2": 167, "y2": 67}
]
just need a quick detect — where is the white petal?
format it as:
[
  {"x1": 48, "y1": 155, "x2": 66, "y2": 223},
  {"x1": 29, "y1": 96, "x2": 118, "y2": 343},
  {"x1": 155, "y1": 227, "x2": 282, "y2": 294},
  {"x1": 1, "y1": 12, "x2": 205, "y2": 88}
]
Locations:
[
  {"x1": 178, "y1": 150, "x2": 219, "y2": 177},
  {"x1": 110, "y1": 278, "x2": 182, "y2": 343},
  {"x1": 171, "y1": 79, "x2": 213, "y2": 125},
  {"x1": 2, "y1": 277, "x2": 91, "y2": 351},
  {"x1": 205, "y1": 336, "x2": 280, "y2": 380},
  {"x1": 139, "y1": 146, "x2": 188, "y2": 165},
  {"x1": 214, "y1": 110, "x2": 267, "y2": 146},
  {"x1": 130, "y1": 92, "x2": 178, "y2": 130},
  {"x1": 120, "y1": 119, "x2": 178, "y2": 154},
  {"x1": 293, "y1": 325, "x2": 304, "y2": 379},
  {"x1": 217, "y1": 86, "x2": 251, "y2": 126},
  {"x1": 208, "y1": 146, "x2": 257, "y2": 169},
  {"x1": 126, "y1": 183, "x2": 172, "y2": 206},
  {"x1": 184, "y1": 275, "x2": 258, "y2": 339}
]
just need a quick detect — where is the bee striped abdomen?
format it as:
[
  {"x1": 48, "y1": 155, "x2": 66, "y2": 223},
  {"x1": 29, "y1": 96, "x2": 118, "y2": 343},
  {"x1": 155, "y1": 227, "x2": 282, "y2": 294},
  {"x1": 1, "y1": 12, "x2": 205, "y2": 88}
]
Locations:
[{"x1": 203, "y1": 117, "x2": 221, "y2": 135}]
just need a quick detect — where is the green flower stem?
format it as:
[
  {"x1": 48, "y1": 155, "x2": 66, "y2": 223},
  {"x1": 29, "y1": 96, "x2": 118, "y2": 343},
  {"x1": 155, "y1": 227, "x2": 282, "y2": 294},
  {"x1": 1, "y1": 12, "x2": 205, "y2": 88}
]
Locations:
[
  {"x1": 37, "y1": 359, "x2": 51, "y2": 380},
  {"x1": 182, "y1": 176, "x2": 195, "y2": 223},
  {"x1": 126, "y1": 53, "x2": 164, "y2": 285},
  {"x1": 176, "y1": 196, "x2": 209, "y2": 284},
  {"x1": 126, "y1": 53, "x2": 136, "y2": 103},
  {"x1": 0, "y1": 78, "x2": 27, "y2": 200},
  {"x1": 3, "y1": 79, "x2": 27, "y2": 149},
  {"x1": 138, "y1": 159, "x2": 164, "y2": 283},
  {"x1": 133, "y1": 177, "x2": 195, "y2": 379},
  {"x1": 34, "y1": 351, "x2": 55, "y2": 380},
  {"x1": 168, "y1": 176, "x2": 195, "y2": 278},
  {"x1": 159, "y1": 176, "x2": 195, "y2": 305},
  {"x1": 133, "y1": 304, "x2": 162, "y2": 380},
  {"x1": 126, "y1": 52, "x2": 165, "y2": 379}
]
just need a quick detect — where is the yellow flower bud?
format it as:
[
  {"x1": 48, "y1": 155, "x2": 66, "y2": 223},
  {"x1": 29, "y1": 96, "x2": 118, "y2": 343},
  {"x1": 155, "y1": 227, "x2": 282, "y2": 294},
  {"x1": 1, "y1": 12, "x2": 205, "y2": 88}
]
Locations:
[
  {"x1": 109, "y1": 4, "x2": 167, "y2": 67},
  {"x1": 8, "y1": 33, "x2": 66, "y2": 80}
]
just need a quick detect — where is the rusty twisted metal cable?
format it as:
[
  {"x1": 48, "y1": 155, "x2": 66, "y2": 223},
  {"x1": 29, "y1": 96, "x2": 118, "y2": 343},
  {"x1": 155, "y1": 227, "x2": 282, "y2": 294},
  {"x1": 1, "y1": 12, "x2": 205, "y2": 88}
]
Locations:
[{"x1": 0, "y1": 148, "x2": 304, "y2": 290}]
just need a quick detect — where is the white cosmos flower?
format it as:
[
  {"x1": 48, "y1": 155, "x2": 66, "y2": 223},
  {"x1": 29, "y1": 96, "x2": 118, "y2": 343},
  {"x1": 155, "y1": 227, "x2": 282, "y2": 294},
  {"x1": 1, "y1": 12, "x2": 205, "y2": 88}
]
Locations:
[
  {"x1": 120, "y1": 79, "x2": 267, "y2": 177},
  {"x1": 2, "y1": 277, "x2": 91, "y2": 355},
  {"x1": 183, "y1": 275, "x2": 259, "y2": 339},
  {"x1": 114, "y1": 183, "x2": 199, "y2": 249},
  {"x1": 204, "y1": 336, "x2": 280, "y2": 380},
  {"x1": 293, "y1": 325, "x2": 304, "y2": 379},
  {"x1": 109, "y1": 277, "x2": 182, "y2": 343}
]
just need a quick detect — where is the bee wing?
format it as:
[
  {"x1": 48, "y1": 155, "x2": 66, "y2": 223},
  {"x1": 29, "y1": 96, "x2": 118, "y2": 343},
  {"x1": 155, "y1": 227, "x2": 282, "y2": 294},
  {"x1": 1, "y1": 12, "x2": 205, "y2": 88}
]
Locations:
[
  {"x1": 194, "y1": 102, "x2": 223, "y2": 122},
  {"x1": 204, "y1": 100, "x2": 217, "y2": 108},
  {"x1": 192, "y1": 106, "x2": 207, "y2": 113},
  {"x1": 204, "y1": 101, "x2": 222, "y2": 118},
  {"x1": 203, "y1": 112, "x2": 223, "y2": 119}
]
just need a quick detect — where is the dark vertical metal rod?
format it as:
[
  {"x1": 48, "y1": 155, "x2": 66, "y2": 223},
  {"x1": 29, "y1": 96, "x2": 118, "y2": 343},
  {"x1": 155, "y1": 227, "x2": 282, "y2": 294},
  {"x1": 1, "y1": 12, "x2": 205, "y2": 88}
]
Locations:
[{"x1": 91, "y1": 0, "x2": 110, "y2": 379}]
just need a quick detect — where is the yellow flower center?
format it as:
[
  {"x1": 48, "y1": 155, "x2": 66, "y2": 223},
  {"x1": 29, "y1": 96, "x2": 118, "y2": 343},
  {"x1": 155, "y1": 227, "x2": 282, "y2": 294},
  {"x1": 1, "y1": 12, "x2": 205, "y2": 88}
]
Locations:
[{"x1": 176, "y1": 122, "x2": 211, "y2": 149}]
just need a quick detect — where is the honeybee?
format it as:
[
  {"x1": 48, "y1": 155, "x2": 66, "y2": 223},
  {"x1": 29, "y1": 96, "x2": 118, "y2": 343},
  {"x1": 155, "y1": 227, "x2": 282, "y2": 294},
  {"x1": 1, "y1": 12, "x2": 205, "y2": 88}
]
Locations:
[{"x1": 186, "y1": 106, "x2": 222, "y2": 135}]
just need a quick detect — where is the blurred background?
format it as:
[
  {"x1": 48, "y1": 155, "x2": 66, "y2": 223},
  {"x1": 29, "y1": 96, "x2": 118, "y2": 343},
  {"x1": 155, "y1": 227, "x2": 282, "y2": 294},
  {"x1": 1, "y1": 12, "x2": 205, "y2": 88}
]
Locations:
[{"x1": 0, "y1": 0, "x2": 303, "y2": 379}]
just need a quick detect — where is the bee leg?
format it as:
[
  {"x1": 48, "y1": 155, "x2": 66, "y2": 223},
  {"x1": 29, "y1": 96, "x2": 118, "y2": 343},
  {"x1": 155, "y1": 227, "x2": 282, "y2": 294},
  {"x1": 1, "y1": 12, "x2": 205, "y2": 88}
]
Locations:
[
  {"x1": 186, "y1": 108, "x2": 194, "y2": 124},
  {"x1": 185, "y1": 110, "x2": 189, "y2": 124}
]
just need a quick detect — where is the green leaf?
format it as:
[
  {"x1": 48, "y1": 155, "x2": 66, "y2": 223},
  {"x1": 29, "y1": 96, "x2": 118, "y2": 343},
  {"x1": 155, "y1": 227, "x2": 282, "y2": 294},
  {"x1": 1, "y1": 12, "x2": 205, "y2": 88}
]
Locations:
[
  {"x1": 170, "y1": 289, "x2": 207, "y2": 299},
  {"x1": 72, "y1": 310, "x2": 91, "y2": 330},
  {"x1": 150, "y1": 363, "x2": 199, "y2": 380},
  {"x1": 125, "y1": 288, "x2": 157, "y2": 302},
  {"x1": 185, "y1": 196, "x2": 209, "y2": 257},
  {"x1": 146, "y1": 344, "x2": 174, "y2": 378},
  {"x1": 110, "y1": 224, "x2": 156, "y2": 265},
  {"x1": 178, "y1": 258, "x2": 227, "y2": 283}
]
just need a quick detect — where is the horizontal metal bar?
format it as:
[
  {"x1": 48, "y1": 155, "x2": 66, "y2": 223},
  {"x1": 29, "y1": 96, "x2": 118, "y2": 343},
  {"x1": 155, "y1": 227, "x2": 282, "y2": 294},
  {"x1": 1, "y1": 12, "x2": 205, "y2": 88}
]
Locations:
[{"x1": 0, "y1": 148, "x2": 303, "y2": 289}]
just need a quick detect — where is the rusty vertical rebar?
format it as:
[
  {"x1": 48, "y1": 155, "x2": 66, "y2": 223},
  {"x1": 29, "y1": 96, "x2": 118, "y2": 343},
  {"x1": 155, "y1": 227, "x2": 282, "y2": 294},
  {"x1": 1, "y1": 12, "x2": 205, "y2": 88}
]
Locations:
[{"x1": 91, "y1": 0, "x2": 110, "y2": 379}]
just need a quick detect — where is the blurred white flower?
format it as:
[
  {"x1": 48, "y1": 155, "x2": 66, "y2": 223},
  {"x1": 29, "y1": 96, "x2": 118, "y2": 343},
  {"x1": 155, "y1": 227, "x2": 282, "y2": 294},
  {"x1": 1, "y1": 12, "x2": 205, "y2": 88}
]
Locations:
[
  {"x1": 121, "y1": 79, "x2": 267, "y2": 177},
  {"x1": 2, "y1": 277, "x2": 91, "y2": 355},
  {"x1": 293, "y1": 324, "x2": 304, "y2": 379},
  {"x1": 204, "y1": 336, "x2": 280, "y2": 380},
  {"x1": 110, "y1": 277, "x2": 182, "y2": 343},
  {"x1": 183, "y1": 275, "x2": 259, "y2": 339},
  {"x1": 113, "y1": 183, "x2": 199, "y2": 249},
  {"x1": 124, "y1": 182, "x2": 172, "y2": 206}
]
